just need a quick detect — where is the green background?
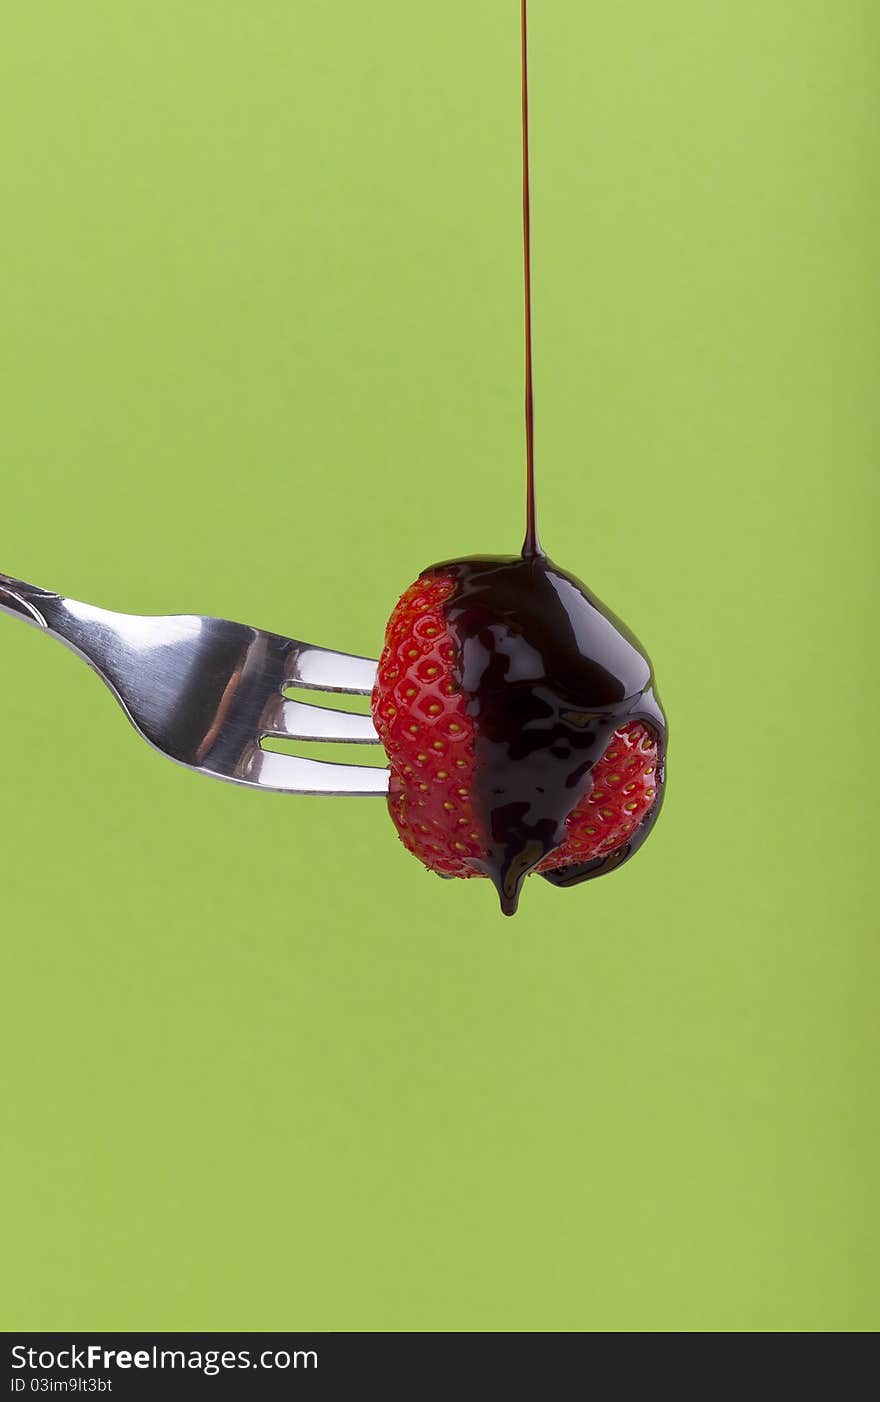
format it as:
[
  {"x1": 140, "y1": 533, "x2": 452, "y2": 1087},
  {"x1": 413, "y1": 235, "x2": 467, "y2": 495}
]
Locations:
[{"x1": 1, "y1": 1, "x2": 877, "y2": 1332}]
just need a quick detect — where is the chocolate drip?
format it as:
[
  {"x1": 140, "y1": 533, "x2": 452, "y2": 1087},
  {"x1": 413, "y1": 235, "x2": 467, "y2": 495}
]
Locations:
[{"x1": 426, "y1": 555, "x2": 667, "y2": 915}]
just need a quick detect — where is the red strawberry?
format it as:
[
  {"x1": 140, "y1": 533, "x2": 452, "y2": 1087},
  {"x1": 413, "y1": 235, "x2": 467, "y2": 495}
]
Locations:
[
  {"x1": 372, "y1": 574, "x2": 482, "y2": 880},
  {"x1": 534, "y1": 720, "x2": 658, "y2": 873},
  {"x1": 372, "y1": 570, "x2": 659, "y2": 888}
]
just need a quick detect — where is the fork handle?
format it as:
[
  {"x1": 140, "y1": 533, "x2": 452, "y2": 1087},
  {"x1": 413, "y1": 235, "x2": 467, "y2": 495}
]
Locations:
[{"x1": 0, "y1": 572, "x2": 61, "y2": 630}]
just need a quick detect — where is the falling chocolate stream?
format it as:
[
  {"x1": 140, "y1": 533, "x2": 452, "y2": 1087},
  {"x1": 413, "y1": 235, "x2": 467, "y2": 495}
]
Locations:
[{"x1": 520, "y1": 0, "x2": 540, "y2": 560}]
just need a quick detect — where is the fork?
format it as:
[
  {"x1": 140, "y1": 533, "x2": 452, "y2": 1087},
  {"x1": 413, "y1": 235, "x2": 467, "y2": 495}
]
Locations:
[{"x1": 0, "y1": 570, "x2": 389, "y2": 795}]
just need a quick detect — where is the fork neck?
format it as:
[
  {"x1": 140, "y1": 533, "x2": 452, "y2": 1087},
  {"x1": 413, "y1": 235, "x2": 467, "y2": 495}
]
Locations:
[
  {"x1": 0, "y1": 572, "x2": 144, "y2": 694},
  {"x1": 0, "y1": 572, "x2": 63, "y2": 630}
]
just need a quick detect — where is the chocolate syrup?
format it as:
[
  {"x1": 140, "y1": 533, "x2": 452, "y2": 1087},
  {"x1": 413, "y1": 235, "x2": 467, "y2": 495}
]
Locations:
[
  {"x1": 421, "y1": 4, "x2": 665, "y2": 914},
  {"x1": 425, "y1": 555, "x2": 666, "y2": 915},
  {"x1": 391, "y1": 3, "x2": 666, "y2": 913},
  {"x1": 520, "y1": 0, "x2": 540, "y2": 560}
]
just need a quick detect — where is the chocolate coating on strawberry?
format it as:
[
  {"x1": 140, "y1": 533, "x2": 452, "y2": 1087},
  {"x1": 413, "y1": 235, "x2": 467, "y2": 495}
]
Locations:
[
  {"x1": 373, "y1": 556, "x2": 666, "y2": 914},
  {"x1": 535, "y1": 719, "x2": 660, "y2": 876}
]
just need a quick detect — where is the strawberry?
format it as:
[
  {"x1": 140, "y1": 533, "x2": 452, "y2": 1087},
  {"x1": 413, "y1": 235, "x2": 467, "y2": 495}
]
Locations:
[
  {"x1": 372, "y1": 574, "x2": 482, "y2": 880},
  {"x1": 534, "y1": 720, "x2": 658, "y2": 873},
  {"x1": 372, "y1": 570, "x2": 659, "y2": 891}
]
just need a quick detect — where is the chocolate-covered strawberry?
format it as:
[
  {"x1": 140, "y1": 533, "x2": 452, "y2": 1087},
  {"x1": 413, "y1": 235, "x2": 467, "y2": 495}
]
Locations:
[{"x1": 373, "y1": 554, "x2": 666, "y2": 914}]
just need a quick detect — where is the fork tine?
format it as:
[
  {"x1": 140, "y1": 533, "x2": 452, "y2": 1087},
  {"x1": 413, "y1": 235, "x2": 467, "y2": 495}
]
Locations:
[
  {"x1": 261, "y1": 696, "x2": 380, "y2": 743},
  {"x1": 287, "y1": 644, "x2": 378, "y2": 695},
  {"x1": 232, "y1": 746, "x2": 389, "y2": 795}
]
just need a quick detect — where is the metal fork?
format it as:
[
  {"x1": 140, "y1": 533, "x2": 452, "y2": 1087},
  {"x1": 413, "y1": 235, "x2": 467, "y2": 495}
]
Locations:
[{"x1": 0, "y1": 570, "x2": 389, "y2": 795}]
